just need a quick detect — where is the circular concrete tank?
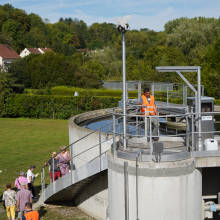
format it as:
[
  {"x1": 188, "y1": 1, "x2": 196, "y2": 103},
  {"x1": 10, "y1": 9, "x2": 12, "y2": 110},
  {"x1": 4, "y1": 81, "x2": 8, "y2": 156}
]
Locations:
[{"x1": 108, "y1": 151, "x2": 202, "y2": 220}]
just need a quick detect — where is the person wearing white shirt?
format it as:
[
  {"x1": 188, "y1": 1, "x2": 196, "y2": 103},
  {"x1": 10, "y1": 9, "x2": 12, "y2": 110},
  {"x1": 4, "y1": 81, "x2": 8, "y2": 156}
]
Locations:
[{"x1": 26, "y1": 165, "x2": 37, "y2": 199}]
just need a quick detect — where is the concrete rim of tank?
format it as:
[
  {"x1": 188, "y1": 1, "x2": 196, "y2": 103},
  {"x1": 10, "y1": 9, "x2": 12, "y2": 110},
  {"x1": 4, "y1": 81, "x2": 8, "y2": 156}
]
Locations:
[
  {"x1": 112, "y1": 138, "x2": 192, "y2": 162},
  {"x1": 69, "y1": 108, "x2": 113, "y2": 132}
]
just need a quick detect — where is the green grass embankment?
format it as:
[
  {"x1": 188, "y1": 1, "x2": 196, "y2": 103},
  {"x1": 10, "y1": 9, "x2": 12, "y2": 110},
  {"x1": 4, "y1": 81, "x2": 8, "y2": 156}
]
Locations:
[{"x1": 0, "y1": 118, "x2": 69, "y2": 199}]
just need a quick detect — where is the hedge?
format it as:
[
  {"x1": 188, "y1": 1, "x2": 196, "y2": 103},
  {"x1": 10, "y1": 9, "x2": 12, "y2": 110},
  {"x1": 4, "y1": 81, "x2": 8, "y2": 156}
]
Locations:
[
  {"x1": 50, "y1": 86, "x2": 138, "y2": 98},
  {"x1": 0, "y1": 94, "x2": 121, "y2": 119},
  {"x1": 2, "y1": 93, "x2": 220, "y2": 119}
]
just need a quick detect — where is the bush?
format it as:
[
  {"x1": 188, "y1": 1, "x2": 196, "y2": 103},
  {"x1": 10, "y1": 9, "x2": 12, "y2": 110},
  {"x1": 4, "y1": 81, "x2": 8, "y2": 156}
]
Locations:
[
  {"x1": 50, "y1": 86, "x2": 138, "y2": 98},
  {"x1": 1, "y1": 94, "x2": 120, "y2": 119}
]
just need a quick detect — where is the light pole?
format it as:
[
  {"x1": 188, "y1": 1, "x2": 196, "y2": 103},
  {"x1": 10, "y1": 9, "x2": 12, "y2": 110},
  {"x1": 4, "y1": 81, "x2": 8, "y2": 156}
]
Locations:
[{"x1": 115, "y1": 15, "x2": 131, "y2": 149}]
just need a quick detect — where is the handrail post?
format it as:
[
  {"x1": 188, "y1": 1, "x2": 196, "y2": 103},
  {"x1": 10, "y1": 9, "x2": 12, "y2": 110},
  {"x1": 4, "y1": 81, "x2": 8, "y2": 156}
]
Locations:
[
  {"x1": 42, "y1": 168, "x2": 45, "y2": 202},
  {"x1": 41, "y1": 171, "x2": 43, "y2": 201},
  {"x1": 150, "y1": 116, "x2": 152, "y2": 161},
  {"x1": 99, "y1": 128, "x2": 102, "y2": 170},
  {"x1": 145, "y1": 108, "x2": 147, "y2": 138},
  {"x1": 167, "y1": 85, "x2": 169, "y2": 106},
  {"x1": 113, "y1": 110, "x2": 116, "y2": 157},
  {"x1": 192, "y1": 111, "x2": 194, "y2": 154},
  {"x1": 70, "y1": 144, "x2": 73, "y2": 184},
  {"x1": 136, "y1": 109, "x2": 138, "y2": 137},
  {"x1": 52, "y1": 157, "x2": 55, "y2": 193}
]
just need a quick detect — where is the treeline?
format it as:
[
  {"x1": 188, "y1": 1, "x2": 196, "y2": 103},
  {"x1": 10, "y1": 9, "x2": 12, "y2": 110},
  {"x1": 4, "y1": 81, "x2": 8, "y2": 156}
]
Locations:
[{"x1": 1, "y1": 4, "x2": 220, "y2": 98}]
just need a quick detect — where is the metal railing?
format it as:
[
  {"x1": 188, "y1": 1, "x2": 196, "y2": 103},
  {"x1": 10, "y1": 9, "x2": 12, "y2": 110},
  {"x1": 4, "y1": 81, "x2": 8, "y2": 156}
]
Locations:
[
  {"x1": 41, "y1": 117, "x2": 119, "y2": 200},
  {"x1": 41, "y1": 104, "x2": 220, "y2": 202}
]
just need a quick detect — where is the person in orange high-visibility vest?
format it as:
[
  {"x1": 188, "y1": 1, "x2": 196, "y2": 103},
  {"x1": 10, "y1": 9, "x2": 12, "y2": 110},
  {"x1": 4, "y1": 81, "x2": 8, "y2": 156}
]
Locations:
[
  {"x1": 22, "y1": 202, "x2": 40, "y2": 220},
  {"x1": 139, "y1": 87, "x2": 159, "y2": 141}
]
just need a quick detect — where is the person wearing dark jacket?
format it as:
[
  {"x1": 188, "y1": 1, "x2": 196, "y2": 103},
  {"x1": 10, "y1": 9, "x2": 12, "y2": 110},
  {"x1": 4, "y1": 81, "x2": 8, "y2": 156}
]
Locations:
[{"x1": 45, "y1": 152, "x2": 61, "y2": 182}]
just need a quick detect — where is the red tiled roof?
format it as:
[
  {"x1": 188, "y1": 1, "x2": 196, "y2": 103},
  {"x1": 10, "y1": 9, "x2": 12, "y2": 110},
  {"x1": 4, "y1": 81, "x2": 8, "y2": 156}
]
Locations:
[
  {"x1": 39, "y1": 48, "x2": 53, "y2": 52},
  {"x1": 27, "y1": 48, "x2": 41, "y2": 54},
  {"x1": 0, "y1": 44, "x2": 20, "y2": 58},
  {"x1": 0, "y1": 65, "x2": 2, "y2": 68}
]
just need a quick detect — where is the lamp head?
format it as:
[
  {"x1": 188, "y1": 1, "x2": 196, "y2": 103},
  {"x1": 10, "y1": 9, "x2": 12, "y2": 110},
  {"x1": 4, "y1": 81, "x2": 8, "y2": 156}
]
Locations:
[{"x1": 115, "y1": 15, "x2": 131, "y2": 33}]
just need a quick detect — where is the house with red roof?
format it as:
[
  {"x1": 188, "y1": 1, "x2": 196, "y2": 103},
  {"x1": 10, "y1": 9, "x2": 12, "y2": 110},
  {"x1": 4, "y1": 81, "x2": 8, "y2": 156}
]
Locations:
[
  {"x1": 0, "y1": 44, "x2": 20, "y2": 71},
  {"x1": 20, "y1": 47, "x2": 53, "y2": 58}
]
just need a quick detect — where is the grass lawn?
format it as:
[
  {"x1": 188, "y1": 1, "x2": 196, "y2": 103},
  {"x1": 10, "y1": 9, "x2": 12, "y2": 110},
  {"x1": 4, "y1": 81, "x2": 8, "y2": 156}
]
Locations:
[{"x1": 0, "y1": 118, "x2": 71, "y2": 218}]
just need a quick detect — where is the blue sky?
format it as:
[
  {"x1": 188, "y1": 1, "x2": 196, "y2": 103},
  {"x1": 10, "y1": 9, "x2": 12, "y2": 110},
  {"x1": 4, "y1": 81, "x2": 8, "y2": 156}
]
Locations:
[{"x1": 2, "y1": 0, "x2": 220, "y2": 31}]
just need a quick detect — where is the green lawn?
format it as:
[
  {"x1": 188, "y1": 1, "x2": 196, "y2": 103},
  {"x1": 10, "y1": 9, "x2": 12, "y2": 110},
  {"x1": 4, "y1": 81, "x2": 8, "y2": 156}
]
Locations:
[{"x1": 0, "y1": 118, "x2": 69, "y2": 199}]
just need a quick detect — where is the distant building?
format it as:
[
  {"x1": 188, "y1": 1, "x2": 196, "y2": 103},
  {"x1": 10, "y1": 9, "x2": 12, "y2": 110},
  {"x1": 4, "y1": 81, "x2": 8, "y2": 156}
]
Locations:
[
  {"x1": 20, "y1": 47, "x2": 53, "y2": 58},
  {"x1": 0, "y1": 44, "x2": 20, "y2": 71}
]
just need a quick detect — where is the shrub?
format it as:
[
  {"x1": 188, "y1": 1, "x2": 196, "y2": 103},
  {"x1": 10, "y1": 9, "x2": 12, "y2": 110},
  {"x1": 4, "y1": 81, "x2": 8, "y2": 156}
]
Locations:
[{"x1": 1, "y1": 94, "x2": 120, "y2": 119}]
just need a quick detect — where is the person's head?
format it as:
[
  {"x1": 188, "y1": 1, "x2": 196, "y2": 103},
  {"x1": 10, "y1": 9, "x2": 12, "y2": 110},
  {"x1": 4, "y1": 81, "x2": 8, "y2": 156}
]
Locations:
[
  {"x1": 60, "y1": 146, "x2": 66, "y2": 153},
  {"x1": 143, "y1": 88, "x2": 150, "y2": 98},
  {"x1": 25, "y1": 202, "x2": 32, "y2": 211},
  {"x1": 30, "y1": 165, "x2": 35, "y2": 171},
  {"x1": 19, "y1": 171, "x2": 24, "y2": 176},
  {"x1": 52, "y1": 152, "x2": 56, "y2": 157},
  {"x1": 6, "y1": 183, "x2": 11, "y2": 189},
  {"x1": 20, "y1": 182, "x2": 26, "y2": 189}
]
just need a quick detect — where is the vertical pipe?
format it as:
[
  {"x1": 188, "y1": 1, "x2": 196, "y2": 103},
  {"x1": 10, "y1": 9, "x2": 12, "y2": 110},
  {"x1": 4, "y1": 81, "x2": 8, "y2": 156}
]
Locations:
[
  {"x1": 136, "y1": 109, "x2": 138, "y2": 137},
  {"x1": 136, "y1": 156, "x2": 138, "y2": 219},
  {"x1": 124, "y1": 162, "x2": 129, "y2": 220},
  {"x1": 150, "y1": 116, "x2": 152, "y2": 161},
  {"x1": 122, "y1": 33, "x2": 127, "y2": 149},
  {"x1": 197, "y1": 67, "x2": 202, "y2": 148},
  {"x1": 202, "y1": 85, "x2": 204, "y2": 97},
  {"x1": 99, "y1": 128, "x2": 102, "y2": 170},
  {"x1": 167, "y1": 85, "x2": 169, "y2": 106},
  {"x1": 183, "y1": 85, "x2": 185, "y2": 105},
  {"x1": 138, "y1": 81, "x2": 141, "y2": 100},
  {"x1": 113, "y1": 112, "x2": 116, "y2": 157},
  {"x1": 192, "y1": 110, "x2": 194, "y2": 153},
  {"x1": 185, "y1": 86, "x2": 187, "y2": 106},
  {"x1": 126, "y1": 82, "x2": 128, "y2": 101},
  {"x1": 152, "y1": 83, "x2": 154, "y2": 97}
]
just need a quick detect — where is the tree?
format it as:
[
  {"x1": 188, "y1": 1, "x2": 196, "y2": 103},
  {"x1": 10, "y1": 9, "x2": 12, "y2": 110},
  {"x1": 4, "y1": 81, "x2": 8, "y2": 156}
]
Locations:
[
  {"x1": 0, "y1": 71, "x2": 15, "y2": 116},
  {"x1": 88, "y1": 39, "x2": 103, "y2": 50},
  {"x1": 12, "y1": 9, "x2": 31, "y2": 33},
  {"x1": 126, "y1": 54, "x2": 138, "y2": 80},
  {"x1": 202, "y1": 36, "x2": 220, "y2": 98}
]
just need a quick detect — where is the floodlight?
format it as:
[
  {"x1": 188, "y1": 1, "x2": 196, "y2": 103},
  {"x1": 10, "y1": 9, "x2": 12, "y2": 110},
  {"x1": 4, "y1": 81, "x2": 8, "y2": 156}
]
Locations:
[{"x1": 115, "y1": 15, "x2": 131, "y2": 33}]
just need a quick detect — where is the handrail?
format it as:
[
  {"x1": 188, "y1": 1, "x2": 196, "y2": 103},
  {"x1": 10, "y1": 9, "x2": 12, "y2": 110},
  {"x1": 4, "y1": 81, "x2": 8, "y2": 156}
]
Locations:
[
  {"x1": 41, "y1": 119, "x2": 114, "y2": 171},
  {"x1": 41, "y1": 103, "x2": 220, "y2": 203}
]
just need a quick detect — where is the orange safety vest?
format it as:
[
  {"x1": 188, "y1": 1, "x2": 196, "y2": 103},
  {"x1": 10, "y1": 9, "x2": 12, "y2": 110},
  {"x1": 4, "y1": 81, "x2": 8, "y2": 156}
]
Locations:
[
  {"x1": 141, "y1": 95, "x2": 155, "y2": 115},
  {"x1": 23, "y1": 210, "x2": 39, "y2": 220}
]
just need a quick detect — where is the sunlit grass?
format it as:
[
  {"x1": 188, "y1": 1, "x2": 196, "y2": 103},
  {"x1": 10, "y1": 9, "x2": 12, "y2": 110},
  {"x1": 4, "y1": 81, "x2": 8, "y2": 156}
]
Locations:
[{"x1": 0, "y1": 118, "x2": 69, "y2": 197}]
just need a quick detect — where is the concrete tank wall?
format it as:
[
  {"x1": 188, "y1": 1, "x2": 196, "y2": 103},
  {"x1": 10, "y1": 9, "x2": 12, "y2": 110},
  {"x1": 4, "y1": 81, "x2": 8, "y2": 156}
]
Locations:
[
  {"x1": 69, "y1": 109, "x2": 113, "y2": 220},
  {"x1": 108, "y1": 151, "x2": 202, "y2": 220},
  {"x1": 69, "y1": 109, "x2": 113, "y2": 169}
]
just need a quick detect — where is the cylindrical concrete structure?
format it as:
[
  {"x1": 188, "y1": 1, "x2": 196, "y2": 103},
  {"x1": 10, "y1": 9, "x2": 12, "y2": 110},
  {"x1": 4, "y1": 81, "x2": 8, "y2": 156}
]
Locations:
[
  {"x1": 108, "y1": 151, "x2": 202, "y2": 220},
  {"x1": 69, "y1": 109, "x2": 113, "y2": 220}
]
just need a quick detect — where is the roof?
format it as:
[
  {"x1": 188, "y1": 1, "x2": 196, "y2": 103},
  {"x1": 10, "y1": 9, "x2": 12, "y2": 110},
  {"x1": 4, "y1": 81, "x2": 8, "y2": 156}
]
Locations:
[
  {"x1": 0, "y1": 44, "x2": 20, "y2": 58},
  {"x1": 39, "y1": 48, "x2": 53, "y2": 52},
  {"x1": 27, "y1": 48, "x2": 41, "y2": 54}
]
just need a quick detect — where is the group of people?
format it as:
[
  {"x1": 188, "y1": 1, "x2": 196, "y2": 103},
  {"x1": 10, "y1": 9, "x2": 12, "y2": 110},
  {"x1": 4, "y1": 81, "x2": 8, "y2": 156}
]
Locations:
[
  {"x1": 2, "y1": 146, "x2": 71, "y2": 220},
  {"x1": 3, "y1": 165, "x2": 40, "y2": 220},
  {"x1": 45, "y1": 146, "x2": 71, "y2": 182}
]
